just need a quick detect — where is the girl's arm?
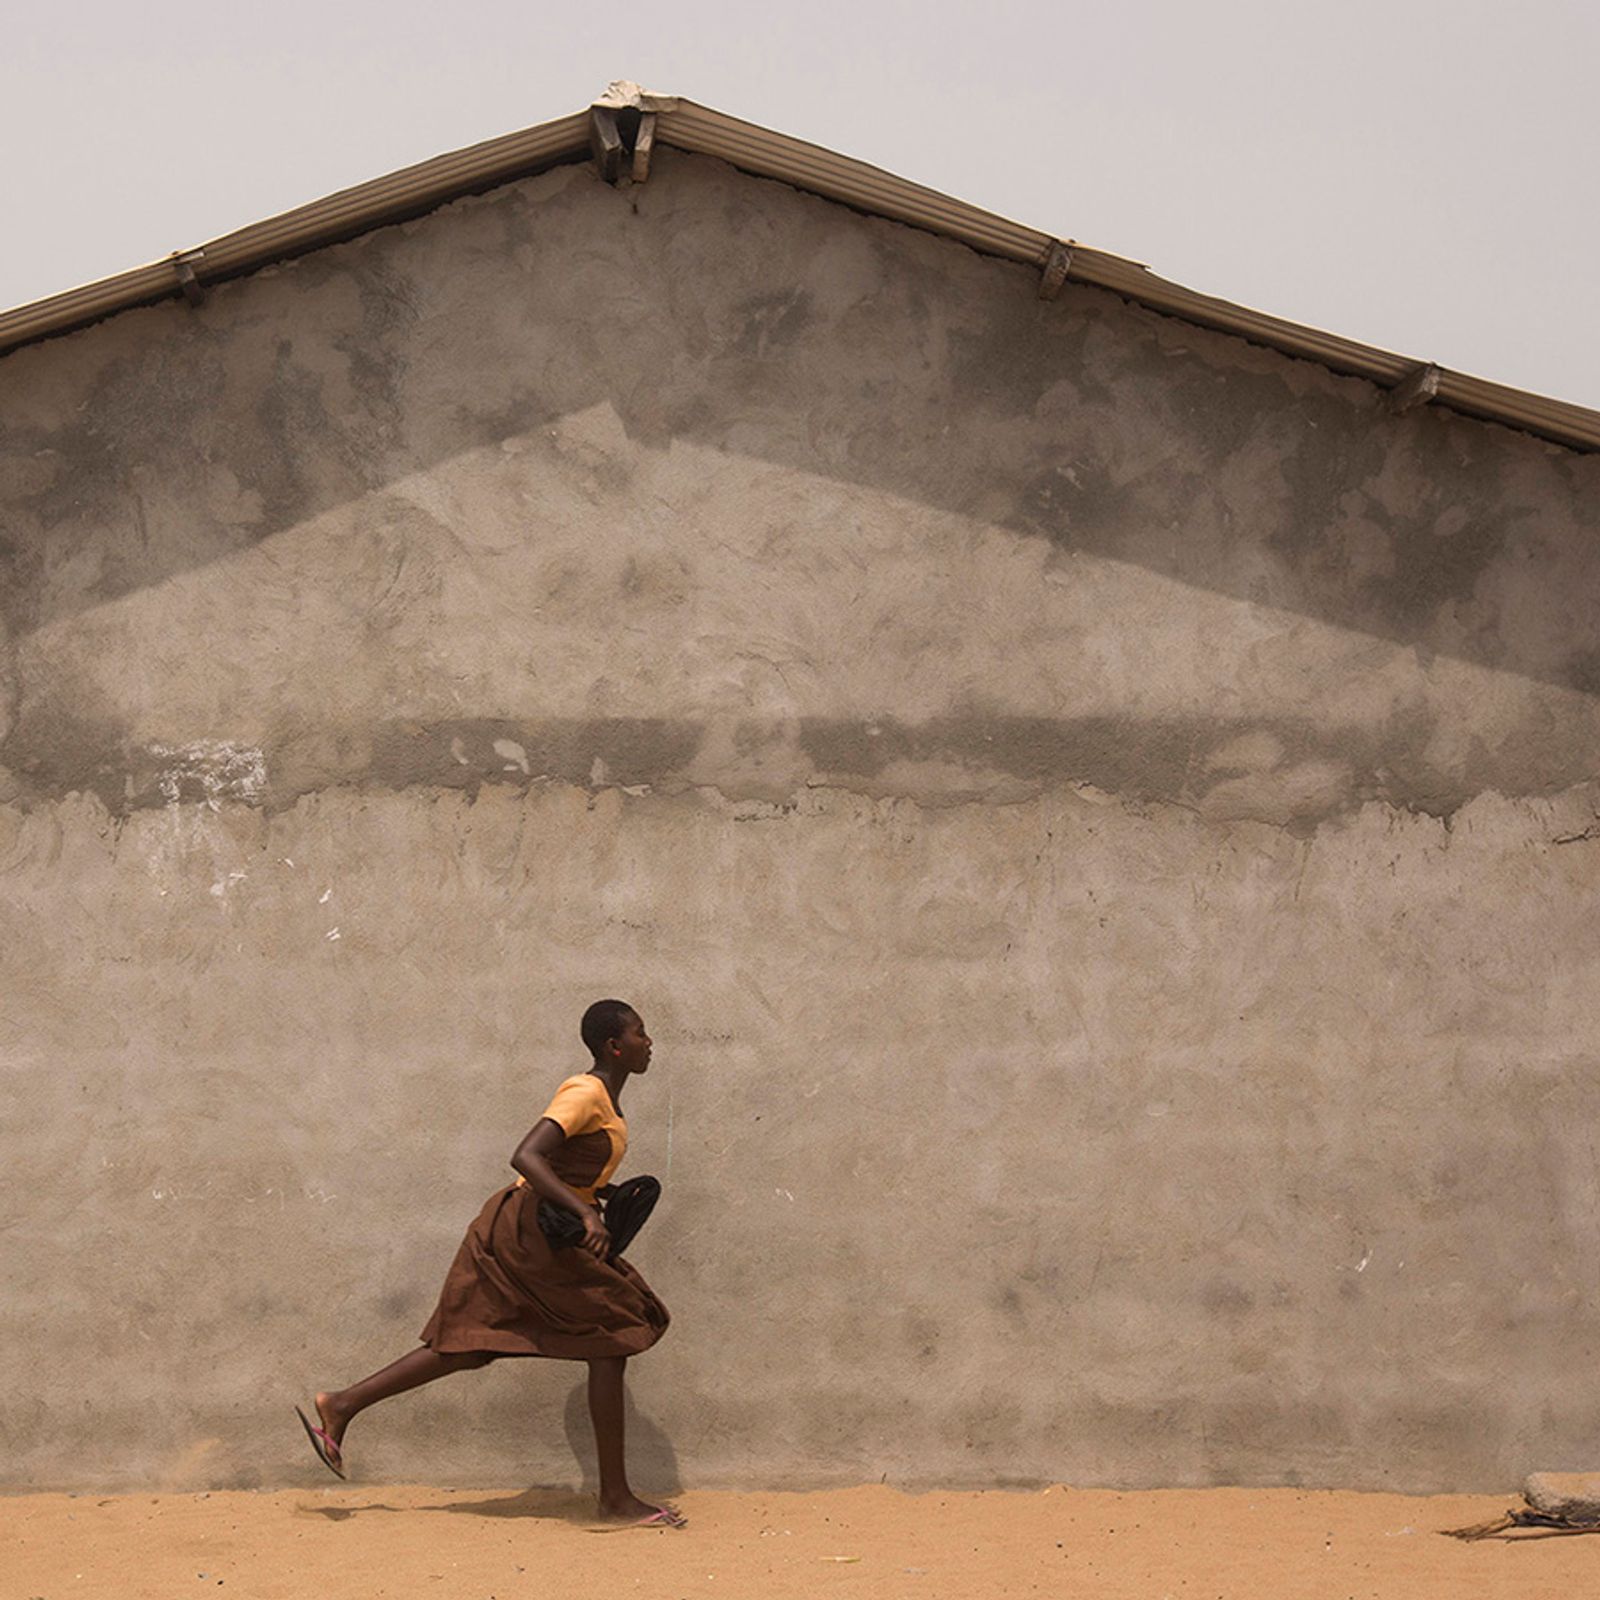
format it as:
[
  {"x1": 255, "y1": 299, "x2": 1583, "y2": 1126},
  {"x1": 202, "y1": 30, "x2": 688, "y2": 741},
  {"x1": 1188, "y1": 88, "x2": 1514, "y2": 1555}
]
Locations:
[{"x1": 510, "y1": 1118, "x2": 609, "y2": 1257}]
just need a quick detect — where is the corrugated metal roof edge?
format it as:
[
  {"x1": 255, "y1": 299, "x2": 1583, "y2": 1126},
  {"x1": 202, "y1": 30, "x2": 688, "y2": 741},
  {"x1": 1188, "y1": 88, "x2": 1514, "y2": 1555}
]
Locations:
[
  {"x1": 0, "y1": 112, "x2": 593, "y2": 357},
  {"x1": 2, "y1": 92, "x2": 1597, "y2": 455}
]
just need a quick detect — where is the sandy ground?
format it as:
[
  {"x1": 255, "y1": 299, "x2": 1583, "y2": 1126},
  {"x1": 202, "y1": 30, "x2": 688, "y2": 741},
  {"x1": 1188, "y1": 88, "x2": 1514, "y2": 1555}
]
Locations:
[{"x1": 4, "y1": 1482, "x2": 1589, "y2": 1600}]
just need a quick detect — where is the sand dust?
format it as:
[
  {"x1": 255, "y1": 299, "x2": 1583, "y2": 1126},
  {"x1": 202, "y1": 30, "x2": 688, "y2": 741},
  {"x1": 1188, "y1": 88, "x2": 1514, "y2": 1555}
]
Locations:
[{"x1": 3, "y1": 1482, "x2": 1586, "y2": 1600}]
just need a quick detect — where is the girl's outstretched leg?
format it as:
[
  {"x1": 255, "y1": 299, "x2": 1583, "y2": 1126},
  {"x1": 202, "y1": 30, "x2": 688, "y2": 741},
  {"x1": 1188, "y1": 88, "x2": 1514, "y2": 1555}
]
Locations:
[
  {"x1": 587, "y1": 1356, "x2": 684, "y2": 1526},
  {"x1": 312, "y1": 1347, "x2": 496, "y2": 1464}
]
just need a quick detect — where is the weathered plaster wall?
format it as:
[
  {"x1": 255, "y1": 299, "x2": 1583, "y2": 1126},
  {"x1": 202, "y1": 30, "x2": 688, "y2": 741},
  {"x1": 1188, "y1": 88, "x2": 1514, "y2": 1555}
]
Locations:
[{"x1": 3, "y1": 149, "x2": 1599, "y2": 1493}]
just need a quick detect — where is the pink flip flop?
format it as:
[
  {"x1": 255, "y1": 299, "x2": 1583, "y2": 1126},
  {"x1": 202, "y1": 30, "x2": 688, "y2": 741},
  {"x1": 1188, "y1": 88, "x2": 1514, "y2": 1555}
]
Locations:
[
  {"x1": 294, "y1": 1405, "x2": 347, "y2": 1480},
  {"x1": 636, "y1": 1506, "x2": 686, "y2": 1527},
  {"x1": 591, "y1": 1503, "x2": 688, "y2": 1532}
]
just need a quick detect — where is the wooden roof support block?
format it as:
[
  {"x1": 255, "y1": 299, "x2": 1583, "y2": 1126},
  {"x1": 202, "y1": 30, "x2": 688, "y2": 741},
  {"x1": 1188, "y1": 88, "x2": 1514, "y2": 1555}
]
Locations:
[
  {"x1": 1391, "y1": 361, "x2": 1442, "y2": 413},
  {"x1": 171, "y1": 250, "x2": 206, "y2": 307},
  {"x1": 589, "y1": 107, "x2": 623, "y2": 184},
  {"x1": 630, "y1": 112, "x2": 657, "y2": 183},
  {"x1": 1038, "y1": 241, "x2": 1073, "y2": 300}
]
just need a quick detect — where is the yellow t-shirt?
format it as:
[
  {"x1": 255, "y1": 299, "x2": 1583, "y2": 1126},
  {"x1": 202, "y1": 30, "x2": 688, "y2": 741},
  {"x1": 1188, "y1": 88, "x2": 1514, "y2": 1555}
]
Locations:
[{"x1": 516, "y1": 1073, "x2": 628, "y2": 1204}]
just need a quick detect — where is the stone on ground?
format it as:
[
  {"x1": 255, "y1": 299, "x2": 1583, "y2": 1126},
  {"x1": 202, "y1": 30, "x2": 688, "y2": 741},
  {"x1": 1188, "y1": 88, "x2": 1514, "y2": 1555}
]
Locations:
[{"x1": 1523, "y1": 1472, "x2": 1600, "y2": 1522}]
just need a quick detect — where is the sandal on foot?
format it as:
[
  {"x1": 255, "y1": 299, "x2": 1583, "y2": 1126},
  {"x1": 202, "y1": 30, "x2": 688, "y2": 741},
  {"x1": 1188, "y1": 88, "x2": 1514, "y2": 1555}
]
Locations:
[
  {"x1": 294, "y1": 1405, "x2": 347, "y2": 1480},
  {"x1": 630, "y1": 1505, "x2": 687, "y2": 1528},
  {"x1": 591, "y1": 1504, "x2": 688, "y2": 1531}
]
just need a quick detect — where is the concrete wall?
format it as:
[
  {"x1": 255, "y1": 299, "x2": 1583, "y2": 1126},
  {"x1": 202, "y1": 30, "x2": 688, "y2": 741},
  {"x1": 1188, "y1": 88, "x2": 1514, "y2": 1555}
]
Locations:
[{"x1": 3, "y1": 149, "x2": 1600, "y2": 1494}]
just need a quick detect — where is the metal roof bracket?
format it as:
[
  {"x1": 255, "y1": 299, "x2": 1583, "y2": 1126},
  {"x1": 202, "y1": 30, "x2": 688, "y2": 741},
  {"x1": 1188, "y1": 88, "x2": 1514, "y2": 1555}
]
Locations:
[
  {"x1": 591, "y1": 106, "x2": 656, "y2": 187},
  {"x1": 589, "y1": 107, "x2": 624, "y2": 184},
  {"x1": 631, "y1": 112, "x2": 657, "y2": 184},
  {"x1": 1390, "y1": 362, "x2": 1442, "y2": 413},
  {"x1": 171, "y1": 249, "x2": 206, "y2": 307},
  {"x1": 1038, "y1": 241, "x2": 1073, "y2": 300}
]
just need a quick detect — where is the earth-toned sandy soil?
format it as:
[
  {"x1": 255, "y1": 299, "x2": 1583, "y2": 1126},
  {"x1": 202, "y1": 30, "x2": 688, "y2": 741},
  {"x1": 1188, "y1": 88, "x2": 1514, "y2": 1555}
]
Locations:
[{"x1": 4, "y1": 1482, "x2": 1586, "y2": 1600}]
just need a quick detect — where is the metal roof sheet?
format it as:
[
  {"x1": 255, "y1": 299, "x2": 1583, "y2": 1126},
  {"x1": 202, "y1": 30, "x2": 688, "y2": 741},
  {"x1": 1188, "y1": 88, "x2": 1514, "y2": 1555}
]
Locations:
[{"x1": 2, "y1": 88, "x2": 1596, "y2": 454}]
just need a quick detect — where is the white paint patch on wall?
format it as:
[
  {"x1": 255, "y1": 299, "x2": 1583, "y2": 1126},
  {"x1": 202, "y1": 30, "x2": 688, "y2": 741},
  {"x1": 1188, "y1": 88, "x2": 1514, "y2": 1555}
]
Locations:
[
  {"x1": 137, "y1": 743, "x2": 268, "y2": 899},
  {"x1": 150, "y1": 741, "x2": 267, "y2": 809},
  {"x1": 494, "y1": 738, "x2": 531, "y2": 775}
]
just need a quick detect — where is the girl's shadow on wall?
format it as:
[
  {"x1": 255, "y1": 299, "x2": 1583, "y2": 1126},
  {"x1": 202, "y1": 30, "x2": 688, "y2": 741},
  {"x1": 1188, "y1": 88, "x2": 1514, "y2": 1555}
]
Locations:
[{"x1": 561, "y1": 1378, "x2": 683, "y2": 1499}]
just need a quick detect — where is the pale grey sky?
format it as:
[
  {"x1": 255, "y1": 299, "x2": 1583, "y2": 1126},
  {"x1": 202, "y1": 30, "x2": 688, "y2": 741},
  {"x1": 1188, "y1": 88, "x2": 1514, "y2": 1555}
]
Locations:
[{"x1": 4, "y1": 0, "x2": 1597, "y2": 408}]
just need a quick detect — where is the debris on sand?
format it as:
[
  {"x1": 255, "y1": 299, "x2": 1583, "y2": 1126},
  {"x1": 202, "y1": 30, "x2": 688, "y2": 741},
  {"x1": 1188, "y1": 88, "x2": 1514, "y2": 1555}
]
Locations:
[{"x1": 1444, "y1": 1473, "x2": 1600, "y2": 1539}]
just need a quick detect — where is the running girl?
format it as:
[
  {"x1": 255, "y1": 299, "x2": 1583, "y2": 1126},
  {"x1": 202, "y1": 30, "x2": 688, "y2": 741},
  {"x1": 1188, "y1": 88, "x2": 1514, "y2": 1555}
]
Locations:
[{"x1": 296, "y1": 1000, "x2": 679, "y2": 1526}]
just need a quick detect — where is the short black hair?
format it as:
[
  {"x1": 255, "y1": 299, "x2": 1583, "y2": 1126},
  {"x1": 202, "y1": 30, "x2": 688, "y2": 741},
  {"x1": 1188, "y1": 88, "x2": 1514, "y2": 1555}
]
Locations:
[{"x1": 581, "y1": 999, "x2": 637, "y2": 1059}]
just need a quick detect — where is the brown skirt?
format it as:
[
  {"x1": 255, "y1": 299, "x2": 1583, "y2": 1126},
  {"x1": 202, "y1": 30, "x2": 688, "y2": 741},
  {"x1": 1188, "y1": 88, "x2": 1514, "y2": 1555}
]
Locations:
[{"x1": 419, "y1": 1184, "x2": 670, "y2": 1361}]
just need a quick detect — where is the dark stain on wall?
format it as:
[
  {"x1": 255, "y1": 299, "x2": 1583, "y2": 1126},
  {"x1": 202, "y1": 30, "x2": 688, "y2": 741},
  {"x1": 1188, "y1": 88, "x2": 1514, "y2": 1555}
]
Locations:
[
  {"x1": 732, "y1": 289, "x2": 815, "y2": 359},
  {"x1": 5, "y1": 709, "x2": 1597, "y2": 824},
  {"x1": 1565, "y1": 648, "x2": 1600, "y2": 697},
  {"x1": 800, "y1": 711, "x2": 1600, "y2": 825}
]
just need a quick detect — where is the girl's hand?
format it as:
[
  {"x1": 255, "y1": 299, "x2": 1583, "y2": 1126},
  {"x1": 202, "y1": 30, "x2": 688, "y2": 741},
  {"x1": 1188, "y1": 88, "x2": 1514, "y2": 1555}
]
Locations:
[{"x1": 580, "y1": 1208, "x2": 611, "y2": 1259}]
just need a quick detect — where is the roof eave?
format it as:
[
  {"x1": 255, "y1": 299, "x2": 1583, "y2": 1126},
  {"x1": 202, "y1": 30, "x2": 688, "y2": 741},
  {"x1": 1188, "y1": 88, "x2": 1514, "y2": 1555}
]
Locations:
[{"x1": 3, "y1": 92, "x2": 1597, "y2": 456}]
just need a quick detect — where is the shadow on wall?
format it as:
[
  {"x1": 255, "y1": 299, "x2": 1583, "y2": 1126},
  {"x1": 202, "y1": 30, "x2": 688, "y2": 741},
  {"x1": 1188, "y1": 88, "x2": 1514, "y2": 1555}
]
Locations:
[
  {"x1": 561, "y1": 1377, "x2": 683, "y2": 1499},
  {"x1": 2, "y1": 155, "x2": 1597, "y2": 689}
]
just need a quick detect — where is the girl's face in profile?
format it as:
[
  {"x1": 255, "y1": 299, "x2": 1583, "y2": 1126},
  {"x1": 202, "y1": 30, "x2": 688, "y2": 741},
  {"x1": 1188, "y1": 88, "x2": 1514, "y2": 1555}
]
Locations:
[{"x1": 614, "y1": 1012, "x2": 652, "y2": 1074}]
